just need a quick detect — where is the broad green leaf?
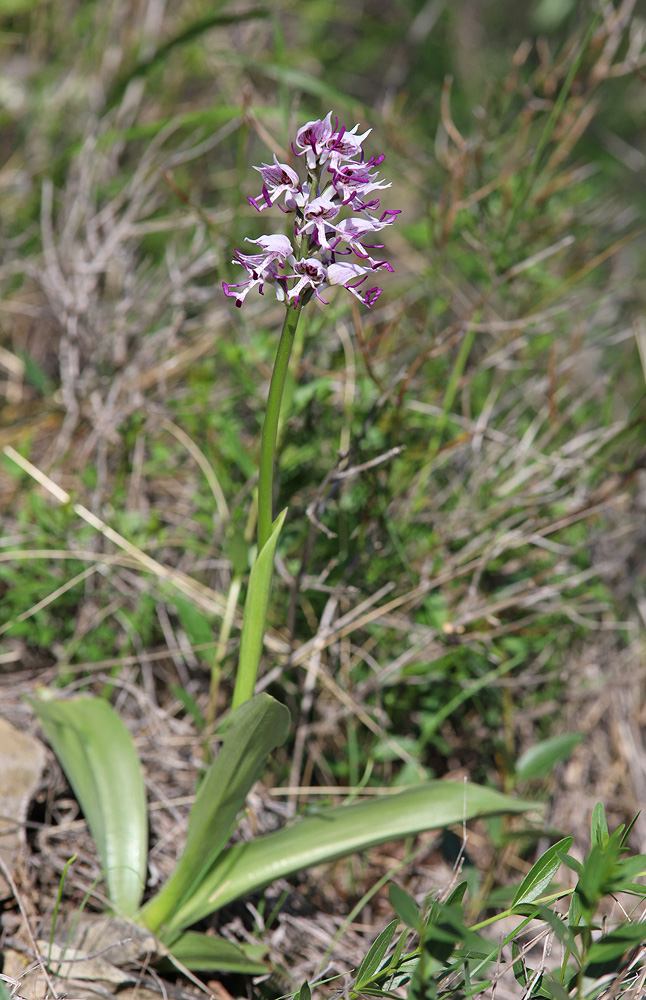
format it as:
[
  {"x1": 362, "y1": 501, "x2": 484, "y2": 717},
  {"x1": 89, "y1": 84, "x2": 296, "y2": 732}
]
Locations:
[
  {"x1": 512, "y1": 837, "x2": 573, "y2": 907},
  {"x1": 514, "y1": 733, "x2": 583, "y2": 782},
  {"x1": 162, "y1": 781, "x2": 533, "y2": 935},
  {"x1": 138, "y1": 692, "x2": 290, "y2": 935},
  {"x1": 355, "y1": 919, "x2": 398, "y2": 990},
  {"x1": 164, "y1": 930, "x2": 267, "y2": 974},
  {"x1": 577, "y1": 829, "x2": 625, "y2": 911},
  {"x1": 232, "y1": 509, "x2": 287, "y2": 709},
  {"x1": 389, "y1": 884, "x2": 420, "y2": 929},
  {"x1": 28, "y1": 692, "x2": 147, "y2": 917}
]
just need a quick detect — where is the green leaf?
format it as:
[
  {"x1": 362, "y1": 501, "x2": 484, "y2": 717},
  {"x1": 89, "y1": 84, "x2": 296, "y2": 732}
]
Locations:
[
  {"x1": 423, "y1": 902, "x2": 488, "y2": 964},
  {"x1": 355, "y1": 919, "x2": 398, "y2": 990},
  {"x1": 568, "y1": 889, "x2": 582, "y2": 928},
  {"x1": 620, "y1": 812, "x2": 640, "y2": 849},
  {"x1": 585, "y1": 922, "x2": 646, "y2": 977},
  {"x1": 524, "y1": 903, "x2": 580, "y2": 961},
  {"x1": 162, "y1": 782, "x2": 533, "y2": 935},
  {"x1": 295, "y1": 982, "x2": 311, "y2": 1000},
  {"x1": 27, "y1": 692, "x2": 147, "y2": 917},
  {"x1": 511, "y1": 940, "x2": 527, "y2": 986},
  {"x1": 512, "y1": 837, "x2": 573, "y2": 906},
  {"x1": 445, "y1": 881, "x2": 468, "y2": 906},
  {"x1": 576, "y1": 828, "x2": 625, "y2": 912},
  {"x1": 164, "y1": 931, "x2": 267, "y2": 974},
  {"x1": 232, "y1": 509, "x2": 287, "y2": 709},
  {"x1": 138, "y1": 692, "x2": 290, "y2": 936},
  {"x1": 614, "y1": 854, "x2": 646, "y2": 886},
  {"x1": 591, "y1": 802, "x2": 609, "y2": 846},
  {"x1": 389, "y1": 884, "x2": 420, "y2": 929},
  {"x1": 536, "y1": 976, "x2": 571, "y2": 1000},
  {"x1": 408, "y1": 958, "x2": 438, "y2": 1000},
  {"x1": 557, "y1": 850, "x2": 583, "y2": 876},
  {"x1": 514, "y1": 734, "x2": 583, "y2": 782}
]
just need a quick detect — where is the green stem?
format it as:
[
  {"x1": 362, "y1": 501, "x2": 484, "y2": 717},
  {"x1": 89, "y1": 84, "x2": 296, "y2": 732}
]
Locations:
[{"x1": 257, "y1": 302, "x2": 303, "y2": 551}]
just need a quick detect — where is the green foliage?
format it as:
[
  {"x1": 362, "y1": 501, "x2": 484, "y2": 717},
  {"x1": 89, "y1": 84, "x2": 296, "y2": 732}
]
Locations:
[
  {"x1": 515, "y1": 735, "x2": 584, "y2": 783},
  {"x1": 232, "y1": 508, "x2": 287, "y2": 709},
  {"x1": 512, "y1": 837, "x2": 574, "y2": 906},
  {"x1": 30, "y1": 688, "x2": 530, "y2": 970},
  {"x1": 27, "y1": 692, "x2": 148, "y2": 917},
  {"x1": 338, "y1": 806, "x2": 646, "y2": 1000},
  {"x1": 389, "y1": 884, "x2": 421, "y2": 930},
  {"x1": 159, "y1": 930, "x2": 267, "y2": 975},
  {"x1": 138, "y1": 692, "x2": 291, "y2": 939}
]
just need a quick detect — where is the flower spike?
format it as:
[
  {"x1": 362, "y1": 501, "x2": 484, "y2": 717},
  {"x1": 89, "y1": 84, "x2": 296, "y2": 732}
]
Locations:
[{"x1": 223, "y1": 113, "x2": 399, "y2": 310}]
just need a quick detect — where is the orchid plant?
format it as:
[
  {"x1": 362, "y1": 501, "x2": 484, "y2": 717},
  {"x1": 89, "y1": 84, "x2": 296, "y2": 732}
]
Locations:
[
  {"x1": 29, "y1": 114, "x2": 529, "y2": 977},
  {"x1": 227, "y1": 111, "x2": 401, "y2": 707}
]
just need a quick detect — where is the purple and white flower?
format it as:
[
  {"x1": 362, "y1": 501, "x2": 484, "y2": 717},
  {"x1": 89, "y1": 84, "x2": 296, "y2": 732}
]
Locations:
[{"x1": 223, "y1": 112, "x2": 400, "y2": 310}]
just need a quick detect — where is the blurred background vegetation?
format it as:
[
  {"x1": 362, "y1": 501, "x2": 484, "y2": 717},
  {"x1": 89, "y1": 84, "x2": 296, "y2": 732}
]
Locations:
[{"x1": 1, "y1": 0, "x2": 646, "y2": 984}]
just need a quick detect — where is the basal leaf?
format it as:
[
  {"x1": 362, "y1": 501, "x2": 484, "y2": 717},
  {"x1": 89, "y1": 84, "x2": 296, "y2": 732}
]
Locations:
[
  {"x1": 28, "y1": 691, "x2": 148, "y2": 916},
  {"x1": 163, "y1": 781, "x2": 533, "y2": 935},
  {"x1": 164, "y1": 930, "x2": 267, "y2": 974},
  {"x1": 138, "y1": 692, "x2": 289, "y2": 936}
]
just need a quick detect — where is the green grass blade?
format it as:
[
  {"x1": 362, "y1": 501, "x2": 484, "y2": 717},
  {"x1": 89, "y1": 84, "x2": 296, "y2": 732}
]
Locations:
[
  {"x1": 163, "y1": 782, "x2": 534, "y2": 934},
  {"x1": 28, "y1": 692, "x2": 148, "y2": 916},
  {"x1": 139, "y1": 692, "x2": 290, "y2": 936},
  {"x1": 232, "y1": 509, "x2": 287, "y2": 709}
]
